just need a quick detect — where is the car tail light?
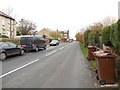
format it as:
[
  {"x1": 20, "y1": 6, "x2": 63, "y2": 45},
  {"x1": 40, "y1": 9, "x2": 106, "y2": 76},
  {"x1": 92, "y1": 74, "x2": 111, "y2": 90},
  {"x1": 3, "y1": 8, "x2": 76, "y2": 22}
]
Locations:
[{"x1": 32, "y1": 44, "x2": 35, "y2": 47}]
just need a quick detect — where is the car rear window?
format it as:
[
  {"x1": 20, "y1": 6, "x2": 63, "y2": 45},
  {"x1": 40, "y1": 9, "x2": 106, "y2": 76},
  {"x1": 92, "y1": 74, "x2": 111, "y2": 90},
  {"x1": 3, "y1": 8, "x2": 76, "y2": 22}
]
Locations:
[{"x1": 21, "y1": 37, "x2": 34, "y2": 42}]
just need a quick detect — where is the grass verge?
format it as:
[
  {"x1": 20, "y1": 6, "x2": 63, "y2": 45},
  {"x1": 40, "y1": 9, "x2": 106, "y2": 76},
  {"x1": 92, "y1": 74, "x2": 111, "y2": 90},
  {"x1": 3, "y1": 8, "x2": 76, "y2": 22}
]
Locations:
[
  {"x1": 80, "y1": 42, "x2": 97, "y2": 69},
  {"x1": 80, "y1": 42, "x2": 88, "y2": 57}
]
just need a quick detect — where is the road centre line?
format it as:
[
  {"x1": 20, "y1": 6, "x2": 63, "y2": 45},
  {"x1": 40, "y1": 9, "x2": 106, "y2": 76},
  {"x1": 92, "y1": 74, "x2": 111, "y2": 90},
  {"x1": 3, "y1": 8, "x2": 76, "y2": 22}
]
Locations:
[
  {"x1": 45, "y1": 46, "x2": 65, "y2": 56},
  {"x1": 45, "y1": 50, "x2": 56, "y2": 56},
  {"x1": 59, "y1": 47, "x2": 64, "y2": 50},
  {"x1": 0, "y1": 59, "x2": 40, "y2": 78}
]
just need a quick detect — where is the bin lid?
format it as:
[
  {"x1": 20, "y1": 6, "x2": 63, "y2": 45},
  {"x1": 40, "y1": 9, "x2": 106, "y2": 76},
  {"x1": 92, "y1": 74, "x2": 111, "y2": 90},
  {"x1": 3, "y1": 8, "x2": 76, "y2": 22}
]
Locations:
[
  {"x1": 95, "y1": 53, "x2": 115, "y2": 58},
  {"x1": 93, "y1": 50, "x2": 104, "y2": 56},
  {"x1": 87, "y1": 46, "x2": 96, "y2": 49}
]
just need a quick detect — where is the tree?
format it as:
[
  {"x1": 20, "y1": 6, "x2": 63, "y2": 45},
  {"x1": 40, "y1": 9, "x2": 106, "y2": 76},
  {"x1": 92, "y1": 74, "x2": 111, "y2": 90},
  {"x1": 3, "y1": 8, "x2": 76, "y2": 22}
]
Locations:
[
  {"x1": 88, "y1": 22, "x2": 104, "y2": 31},
  {"x1": 102, "y1": 17, "x2": 117, "y2": 27},
  {"x1": 18, "y1": 19, "x2": 36, "y2": 35},
  {"x1": 75, "y1": 32, "x2": 81, "y2": 41},
  {"x1": 49, "y1": 31, "x2": 62, "y2": 40}
]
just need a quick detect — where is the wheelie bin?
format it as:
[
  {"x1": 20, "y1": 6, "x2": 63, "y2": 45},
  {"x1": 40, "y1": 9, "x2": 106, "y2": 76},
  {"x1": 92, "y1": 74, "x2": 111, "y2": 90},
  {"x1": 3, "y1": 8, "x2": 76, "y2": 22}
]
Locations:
[
  {"x1": 87, "y1": 46, "x2": 96, "y2": 60},
  {"x1": 95, "y1": 53, "x2": 116, "y2": 85}
]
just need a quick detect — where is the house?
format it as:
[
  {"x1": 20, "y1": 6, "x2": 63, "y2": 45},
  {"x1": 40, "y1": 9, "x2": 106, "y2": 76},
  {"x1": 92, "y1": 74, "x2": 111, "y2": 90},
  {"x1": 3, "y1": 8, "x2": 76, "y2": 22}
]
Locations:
[
  {"x1": 37, "y1": 28, "x2": 52, "y2": 38},
  {"x1": 57, "y1": 30, "x2": 69, "y2": 39},
  {"x1": 0, "y1": 11, "x2": 16, "y2": 38}
]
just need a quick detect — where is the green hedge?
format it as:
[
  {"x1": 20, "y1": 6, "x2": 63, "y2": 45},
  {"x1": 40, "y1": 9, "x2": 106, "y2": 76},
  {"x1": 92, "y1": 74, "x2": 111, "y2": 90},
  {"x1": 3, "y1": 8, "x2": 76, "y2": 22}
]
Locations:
[
  {"x1": 0, "y1": 35, "x2": 9, "y2": 38},
  {"x1": 84, "y1": 30, "x2": 91, "y2": 47},
  {"x1": 1, "y1": 38, "x2": 20, "y2": 45},
  {"x1": 102, "y1": 26, "x2": 112, "y2": 46}
]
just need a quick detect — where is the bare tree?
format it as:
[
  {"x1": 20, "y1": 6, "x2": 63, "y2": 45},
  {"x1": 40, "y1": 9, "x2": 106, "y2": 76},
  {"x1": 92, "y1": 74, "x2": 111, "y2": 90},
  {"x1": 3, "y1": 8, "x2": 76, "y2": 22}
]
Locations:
[
  {"x1": 18, "y1": 19, "x2": 37, "y2": 35},
  {"x1": 102, "y1": 17, "x2": 117, "y2": 27},
  {"x1": 88, "y1": 22, "x2": 104, "y2": 30}
]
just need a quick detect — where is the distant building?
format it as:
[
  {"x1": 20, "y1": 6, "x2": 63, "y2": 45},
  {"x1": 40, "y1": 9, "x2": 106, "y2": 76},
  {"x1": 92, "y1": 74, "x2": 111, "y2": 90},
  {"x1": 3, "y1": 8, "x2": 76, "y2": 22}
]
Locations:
[
  {"x1": 37, "y1": 28, "x2": 52, "y2": 38},
  {"x1": 57, "y1": 30, "x2": 69, "y2": 39},
  {"x1": 0, "y1": 11, "x2": 16, "y2": 38}
]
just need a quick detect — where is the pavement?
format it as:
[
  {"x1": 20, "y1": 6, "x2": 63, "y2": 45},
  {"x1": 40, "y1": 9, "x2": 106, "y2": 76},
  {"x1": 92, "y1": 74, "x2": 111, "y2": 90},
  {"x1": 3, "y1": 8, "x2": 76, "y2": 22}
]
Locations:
[{"x1": 1, "y1": 41, "x2": 98, "y2": 88}]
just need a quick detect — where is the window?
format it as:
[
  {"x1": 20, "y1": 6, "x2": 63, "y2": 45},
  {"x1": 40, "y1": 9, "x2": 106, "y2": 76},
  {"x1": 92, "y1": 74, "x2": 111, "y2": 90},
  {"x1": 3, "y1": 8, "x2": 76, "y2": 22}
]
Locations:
[
  {"x1": 1, "y1": 43, "x2": 10, "y2": 48},
  {"x1": 2, "y1": 19, "x2": 5, "y2": 26},
  {"x1": 8, "y1": 19, "x2": 10, "y2": 24},
  {"x1": 8, "y1": 42, "x2": 17, "y2": 48}
]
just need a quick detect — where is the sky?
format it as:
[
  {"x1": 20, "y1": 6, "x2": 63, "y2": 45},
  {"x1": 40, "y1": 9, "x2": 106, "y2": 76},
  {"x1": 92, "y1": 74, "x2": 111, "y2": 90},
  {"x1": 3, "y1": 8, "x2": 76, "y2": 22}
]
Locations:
[{"x1": 0, "y1": 0, "x2": 119, "y2": 39}]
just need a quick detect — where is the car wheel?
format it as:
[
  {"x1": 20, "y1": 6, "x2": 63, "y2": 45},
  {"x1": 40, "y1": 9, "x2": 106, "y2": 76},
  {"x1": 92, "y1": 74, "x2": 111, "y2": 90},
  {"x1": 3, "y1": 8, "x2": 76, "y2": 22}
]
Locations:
[
  {"x1": 20, "y1": 50, "x2": 25, "y2": 55},
  {"x1": 0, "y1": 52, "x2": 7, "y2": 61},
  {"x1": 35, "y1": 47, "x2": 39, "y2": 52},
  {"x1": 44, "y1": 46, "x2": 46, "y2": 50}
]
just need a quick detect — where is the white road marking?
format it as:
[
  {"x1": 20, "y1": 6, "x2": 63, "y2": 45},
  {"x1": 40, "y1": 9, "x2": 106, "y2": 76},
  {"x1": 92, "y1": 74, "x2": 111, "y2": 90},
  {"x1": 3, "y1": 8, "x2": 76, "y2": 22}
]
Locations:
[
  {"x1": 0, "y1": 45, "x2": 68, "y2": 78},
  {"x1": 0, "y1": 59, "x2": 40, "y2": 78},
  {"x1": 45, "y1": 50, "x2": 56, "y2": 56},
  {"x1": 59, "y1": 47, "x2": 64, "y2": 50}
]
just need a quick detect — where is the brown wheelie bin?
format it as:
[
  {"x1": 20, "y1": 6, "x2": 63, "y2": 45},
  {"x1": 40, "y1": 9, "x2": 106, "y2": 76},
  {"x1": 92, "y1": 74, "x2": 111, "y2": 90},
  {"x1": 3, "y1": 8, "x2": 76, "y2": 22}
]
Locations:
[
  {"x1": 87, "y1": 46, "x2": 96, "y2": 60},
  {"x1": 95, "y1": 53, "x2": 115, "y2": 85}
]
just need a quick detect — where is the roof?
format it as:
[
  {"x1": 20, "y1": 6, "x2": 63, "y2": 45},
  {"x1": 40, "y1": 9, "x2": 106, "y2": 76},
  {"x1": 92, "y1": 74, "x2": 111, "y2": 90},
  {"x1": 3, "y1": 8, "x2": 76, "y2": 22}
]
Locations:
[
  {"x1": 0, "y1": 11, "x2": 15, "y2": 20},
  {"x1": 38, "y1": 28, "x2": 52, "y2": 32}
]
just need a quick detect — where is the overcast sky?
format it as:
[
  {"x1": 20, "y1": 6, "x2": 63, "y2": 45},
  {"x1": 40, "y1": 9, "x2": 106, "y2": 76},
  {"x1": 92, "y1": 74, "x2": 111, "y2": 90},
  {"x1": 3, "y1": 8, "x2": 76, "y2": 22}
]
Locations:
[{"x1": 0, "y1": 0, "x2": 119, "y2": 39}]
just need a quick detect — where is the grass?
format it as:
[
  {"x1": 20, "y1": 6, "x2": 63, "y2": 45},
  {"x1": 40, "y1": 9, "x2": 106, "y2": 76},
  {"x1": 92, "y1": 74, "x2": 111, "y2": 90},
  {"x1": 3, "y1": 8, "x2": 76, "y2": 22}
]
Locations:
[
  {"x1": 80, "y1": 42, "x2": 88, "y2": 57},
  {"x1": 80, "y1": 42, "x2": 97, "y2": 69},
  {"x1": 89, "y1": 61, "x2": 97, "y2": 69}
]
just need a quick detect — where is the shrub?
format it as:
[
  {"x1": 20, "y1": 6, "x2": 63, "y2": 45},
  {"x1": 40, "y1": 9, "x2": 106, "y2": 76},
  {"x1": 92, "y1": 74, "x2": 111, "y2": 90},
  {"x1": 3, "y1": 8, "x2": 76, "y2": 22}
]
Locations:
[
  {"x1": 116, "y1": 57, "x2": 120, "y2": 82},
  {"x1": 17, "y1": 31, "x2": 21, "y2": 36},
  {"x1": 1, "y1": 38, "x2": 20, "y2": 45},
  {"x1": 87, "y1": 30, "x2": 101, "y2": 47},
  {"x1": 0, "y1": 35, "x2": 9, "y2": 38},
  {"x1": 94, "y1": 30, "x2": 101, "y2": 48},
  {"x1": 110, "y1": 23, "x2": 120, "y2": 53},
  {"x1": 88, "y1": 31, "x2": 95, "y2": 46},
  {"x1": 102, "y1": 26, "x2": 112, "y2": 46},
  {"x1": 116, "y1": 20, "x2": 120, "y2": 54},
  {"x1": 84, "y1": 30, "x2": 91, "y2": 47}
]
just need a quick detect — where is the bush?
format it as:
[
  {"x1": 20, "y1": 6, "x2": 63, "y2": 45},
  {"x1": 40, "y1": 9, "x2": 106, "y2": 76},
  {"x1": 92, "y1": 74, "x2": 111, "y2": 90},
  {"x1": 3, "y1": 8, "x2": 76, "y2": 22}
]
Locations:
[
  {"x1": 110, "y1": 23, "x2": 120, "y2": 54},
  {"x1": 0, "y1": 35, "x2": 9, "y2": 38},
  {"x1": 17, "y1": 31, "x2": 21, "y2": 36},
  {"x1": 116, "y1": 20, "x2": 120, "y2": 54},
  {"x1": 116, "y1": 57, "x2": 120, "y2": 82},
  {"x1": 102, "y1": 26, "x2": 112, "y2": 46},
  {"x1": 94, "y1": 30, "x2": 101, "y2": 48},
  {"x1": 84, "y1": 30, "x2": 91, "y2": 47},
  {"x1": 88, "y1": 31, "x2": 95, "y2": 46},
  {"x1": 87, "y1": 30, "x2": 101, "y2": 47},
  {"x1": 1, "y1": 38, "x2": 20, "y2": 45}
]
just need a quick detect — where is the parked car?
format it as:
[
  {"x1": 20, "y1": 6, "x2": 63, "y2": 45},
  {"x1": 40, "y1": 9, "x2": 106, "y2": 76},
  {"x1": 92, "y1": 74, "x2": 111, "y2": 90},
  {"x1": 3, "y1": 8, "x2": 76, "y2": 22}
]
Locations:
[
  {"x1": 20, "y1": 36, "x2": 46, "y2": 52},
  {"x1": 50, "y1": 40, "x2": 59, "y2": 46},
  {"x1": 0, "y1": 42, "x2": 25, "y2": 61}
]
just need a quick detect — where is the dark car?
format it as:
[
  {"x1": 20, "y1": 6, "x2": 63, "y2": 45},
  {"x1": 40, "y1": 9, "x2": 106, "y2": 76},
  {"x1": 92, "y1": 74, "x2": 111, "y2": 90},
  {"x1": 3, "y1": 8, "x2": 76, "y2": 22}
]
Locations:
[
  {"x1": 20, "y1": 36, "x2": 46, "y2": 52},
  {"x1": 50, "y1": 40, "x2": 59, "y2": 46},
  {"x1": 0, "y1": 42, "x2": 25, "y2": 61}
]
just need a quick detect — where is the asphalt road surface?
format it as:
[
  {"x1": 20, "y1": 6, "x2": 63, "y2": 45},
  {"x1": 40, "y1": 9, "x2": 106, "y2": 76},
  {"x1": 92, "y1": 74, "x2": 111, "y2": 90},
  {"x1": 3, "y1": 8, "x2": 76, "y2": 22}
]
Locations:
[{"x1": 1, "y1": 41, "x2": 97, "y2": 88}]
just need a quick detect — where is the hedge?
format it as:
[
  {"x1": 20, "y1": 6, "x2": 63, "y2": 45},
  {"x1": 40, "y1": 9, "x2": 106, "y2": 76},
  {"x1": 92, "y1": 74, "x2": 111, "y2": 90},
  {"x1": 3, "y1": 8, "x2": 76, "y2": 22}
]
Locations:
[
  {"x1": 0, "y1": 35, "x2": 9, "y2": 38},
  {"x1": 1, "y1": 38, "x2": 20, "y2": 45},
  {"x1": 84, "y1": 30, "x2": 91, "y2": 47},
  {"x1": 102, "y1": 26, "x2": 112, "y2": 46},
  {"x1": 110, "y1": 22, "x2": 120, "y2": 54},
  {"x1": 88, "y1": 31, "x2": 95, "y2": 46}
]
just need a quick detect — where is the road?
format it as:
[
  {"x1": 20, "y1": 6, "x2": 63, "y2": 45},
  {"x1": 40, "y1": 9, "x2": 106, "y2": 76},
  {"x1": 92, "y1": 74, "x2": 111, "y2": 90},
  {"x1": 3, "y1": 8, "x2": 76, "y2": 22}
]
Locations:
[{"x1": 1, "y1": 41, "x2": 97, "y2": 88}]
